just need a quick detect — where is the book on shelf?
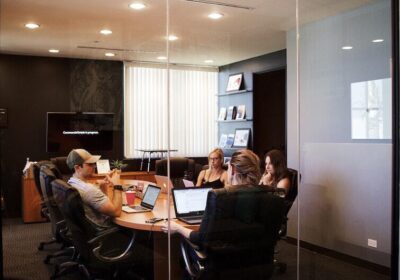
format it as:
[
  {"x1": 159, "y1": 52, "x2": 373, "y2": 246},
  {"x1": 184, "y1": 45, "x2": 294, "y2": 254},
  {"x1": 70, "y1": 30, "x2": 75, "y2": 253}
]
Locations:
[
  {"x1": 236, "y1": 105, "x2": 246, "y2": 120},
  {"x1": 218, "y1": 107, "x2": 227, "y2": 120},
  {"x1": 226, "y1": 106, "x2": 237, "y2": 120},
  {"x1": 218, "y1": 134, "x2": 228, "y2": 147},
  {"x1": 225, "y1": 134, "x2": 235, "y2": 148}
]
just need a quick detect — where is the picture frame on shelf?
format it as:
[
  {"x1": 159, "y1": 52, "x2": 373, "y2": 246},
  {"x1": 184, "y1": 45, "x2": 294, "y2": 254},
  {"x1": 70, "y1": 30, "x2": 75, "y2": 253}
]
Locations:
[
  {"x1": 226, "y1": 73, "x2": 243, "y2": 92},
  {"x1": 218, "y1": 134, "x2": 228, "y2": 148},
  {"x1": 226, "y1": 106, "x2": 237, "y2": 120},
  {"x1": 225, "y1": 134, "x2": 235, "y2": 148},
  {"x1": 223, "y1": 157, "x2": 231, "y2": 164},
  {"x1": 236, "y1": 105, "x2": 246, "y2": 120},
  {"x1": 218, "y1": 107, "x2": 227, "y2": 120},
  {"x1": 232, "y1": 128, "x2": 251, "y2": 148}
]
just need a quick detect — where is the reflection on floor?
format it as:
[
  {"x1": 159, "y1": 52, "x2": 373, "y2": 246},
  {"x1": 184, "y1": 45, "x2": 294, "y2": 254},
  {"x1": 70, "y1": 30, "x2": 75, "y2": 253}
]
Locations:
[{"x1": 2, "y1": 218, "x2": 390, "y2": 280}]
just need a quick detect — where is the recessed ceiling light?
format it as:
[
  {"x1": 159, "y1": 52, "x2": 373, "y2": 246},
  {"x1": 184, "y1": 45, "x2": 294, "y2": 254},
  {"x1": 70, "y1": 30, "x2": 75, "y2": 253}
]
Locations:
[
  {"x1": 372, "y1": 39, "x2": 384, "y2": 43},
  {"x1": 157, "y1": 56, "x2": 167, "y2": 60},
  {"x1": 105, "y1": 52, "x2": 115, "y2": 57},
  {"x1": 342, "y1": 46, "x2": 353, "y2": 50},
  {"x1": 204, "y1": 59, "x2": 214, "y2": 63},
  {"x1": 25, "y1": 23, "x2": 40, "y2": 29},
  {"x1": 168, "y1": 35, "x2": 178, "y2": 41},
  {"x1": 48, "y1": 49, "x2": 59, "y2": 53},
  {"x1": 100, "y1": 29, "x2": 112, "y2": 35},
  {"x1": 208, "y1": 12, "x2": 224, "y2": 20},
  {"x1": 129, "y1": 2, "x2": 146, "y2": 10}
]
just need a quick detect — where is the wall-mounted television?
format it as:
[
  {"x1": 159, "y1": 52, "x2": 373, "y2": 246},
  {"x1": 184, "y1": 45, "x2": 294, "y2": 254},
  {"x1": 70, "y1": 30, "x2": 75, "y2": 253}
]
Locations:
[{"x1": 46, "y1": 112, "x2": 114, "y2": 153}]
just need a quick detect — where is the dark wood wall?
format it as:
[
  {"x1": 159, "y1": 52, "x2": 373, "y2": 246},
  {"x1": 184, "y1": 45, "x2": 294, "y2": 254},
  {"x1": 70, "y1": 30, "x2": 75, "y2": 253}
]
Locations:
[{"x1": 0, "y1": 54, "x2": 124, "y2": 217}]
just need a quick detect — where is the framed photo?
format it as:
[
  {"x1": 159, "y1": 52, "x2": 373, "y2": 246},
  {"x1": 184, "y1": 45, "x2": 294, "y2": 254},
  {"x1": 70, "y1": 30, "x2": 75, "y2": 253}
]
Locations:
[
  {"x1": 236, "y1": 105, "x2": 246, "y2": 120},
  {"x1": 232, "y1": 128, "x2": 251, "y2": 148},
  {"x1": 218, "y1": 107, "x2": 227, "y2": 120},
  {"x1": 223, "y1": 157, "x2": 231, "y2": 164},
  {"x1": 226, "y1": 73, "x2": 243, "y2": 92}
]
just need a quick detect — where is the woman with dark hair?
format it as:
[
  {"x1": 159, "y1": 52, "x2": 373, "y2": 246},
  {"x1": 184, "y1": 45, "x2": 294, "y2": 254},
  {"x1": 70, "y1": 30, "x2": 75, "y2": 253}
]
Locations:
[{"x1": 260, "y1": 149, "x2": 291, "y2": 194}]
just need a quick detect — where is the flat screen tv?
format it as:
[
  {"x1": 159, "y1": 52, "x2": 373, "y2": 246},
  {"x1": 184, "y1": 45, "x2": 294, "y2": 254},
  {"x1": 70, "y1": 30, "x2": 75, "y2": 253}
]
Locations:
[{"x1": 47, "y1": 112, "x2": 114, "y2": 153}]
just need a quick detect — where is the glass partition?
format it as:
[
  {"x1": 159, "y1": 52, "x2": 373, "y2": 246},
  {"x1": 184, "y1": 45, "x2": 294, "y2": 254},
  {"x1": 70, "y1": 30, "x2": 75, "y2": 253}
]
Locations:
[
  {"x1": 167, "y1": 0, "x2": 297, "y2": 279},
  {"x1": 296, "y1": 0, "x2": 392, "y2": 279}
]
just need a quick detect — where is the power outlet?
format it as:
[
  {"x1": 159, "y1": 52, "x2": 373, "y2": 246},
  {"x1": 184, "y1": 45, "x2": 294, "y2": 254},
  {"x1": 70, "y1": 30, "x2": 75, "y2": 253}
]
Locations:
[{"x1": 368, "y1": 239, "x2": 377, "y2": 248}]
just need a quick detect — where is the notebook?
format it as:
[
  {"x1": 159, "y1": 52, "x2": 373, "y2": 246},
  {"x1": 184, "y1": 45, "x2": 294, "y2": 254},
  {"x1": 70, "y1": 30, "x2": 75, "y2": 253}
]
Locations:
[
  {"x1": 122, "y1": 184, "x2": 161, "y2": 213},
  {"x1": 155, "y1": 175, "x2": 174, "y2": 194},
  {"x1": 172, "y1": 187, "x2": 212, "y2": 224}
]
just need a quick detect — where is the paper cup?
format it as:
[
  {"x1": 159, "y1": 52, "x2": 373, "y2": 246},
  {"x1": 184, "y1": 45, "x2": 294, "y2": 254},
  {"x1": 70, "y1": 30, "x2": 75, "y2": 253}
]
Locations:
[{"x1": 125, "y1": 191, "x2": 136, "y2": 205}]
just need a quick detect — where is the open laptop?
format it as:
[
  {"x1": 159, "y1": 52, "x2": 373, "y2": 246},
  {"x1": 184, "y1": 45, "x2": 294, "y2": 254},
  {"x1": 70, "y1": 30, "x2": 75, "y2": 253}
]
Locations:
[
  {"x1": 122, "y1": 184, "x2": 161, "y2": 213},
  {"x1": 172, "y1": 187, "x2": 212, "y2": 224},
  {"x1": 155, "y1": 175, "x2": 174, "y2": 194}
]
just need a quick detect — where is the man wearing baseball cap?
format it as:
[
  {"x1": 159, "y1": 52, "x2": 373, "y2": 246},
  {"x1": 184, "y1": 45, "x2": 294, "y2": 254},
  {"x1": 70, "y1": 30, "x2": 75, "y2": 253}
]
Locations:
[{"x1": 66, "y1": 148, "x2": 123, "y2": 227}]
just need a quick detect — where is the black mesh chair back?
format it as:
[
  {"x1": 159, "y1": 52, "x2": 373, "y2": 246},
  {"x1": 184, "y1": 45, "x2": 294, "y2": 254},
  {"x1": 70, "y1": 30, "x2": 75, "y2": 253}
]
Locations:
[
  {"x1": 190, "y1": 186, "x2": 285, "y2": 279},
  {"x1": 155, "y1": 157, "x2": 196, "y2": 187},
  {"x1": 32, "y1": 161, "x2": 52, "y2": 199},
  {"x1": 285, "y1": 168, "x2": 298, "y2": 215},
  {"x1": 50, "y1": 156, "x2": 73, "y2": 181},
  {"x1": 40, "y1": 164, "x2": 67, "y2": 239}
]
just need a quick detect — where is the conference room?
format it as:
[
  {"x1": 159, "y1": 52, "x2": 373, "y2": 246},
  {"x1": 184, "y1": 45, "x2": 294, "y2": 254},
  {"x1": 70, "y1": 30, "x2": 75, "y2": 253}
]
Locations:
[{"x1": 0, "y1": 0, "x2": 398, "y2": 279}]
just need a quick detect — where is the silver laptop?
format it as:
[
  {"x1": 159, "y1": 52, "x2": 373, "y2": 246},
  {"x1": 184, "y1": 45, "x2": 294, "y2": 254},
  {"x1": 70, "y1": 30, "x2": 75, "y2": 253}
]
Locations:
[
  {"x1": 155, "y1": 175, "x2": 174, "y2": 194},
  {"x1": 122, "y1": 184, "x2": 161, "y2": 213},
  {"x1": 172, "y1": 187, "x2": 212, "y2": 224}
]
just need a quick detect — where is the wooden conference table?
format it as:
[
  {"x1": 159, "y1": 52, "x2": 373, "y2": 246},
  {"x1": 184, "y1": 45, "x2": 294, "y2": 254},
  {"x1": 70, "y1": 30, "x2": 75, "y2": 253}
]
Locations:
[{"x1": 113, "y1": 179, "x2": 199, "y2": 280}]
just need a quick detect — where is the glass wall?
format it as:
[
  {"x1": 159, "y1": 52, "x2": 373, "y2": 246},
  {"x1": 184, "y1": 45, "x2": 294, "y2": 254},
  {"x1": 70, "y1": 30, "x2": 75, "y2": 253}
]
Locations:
[{"x1": 293, "y1": 0, "x2": 393, "y2": 279}]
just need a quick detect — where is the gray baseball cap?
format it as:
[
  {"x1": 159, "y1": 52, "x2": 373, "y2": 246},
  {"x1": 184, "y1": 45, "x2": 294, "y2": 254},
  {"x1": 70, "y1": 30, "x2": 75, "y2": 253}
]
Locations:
[{"x1": 66, "y1": 149, "x2": 101, "y2": 169}]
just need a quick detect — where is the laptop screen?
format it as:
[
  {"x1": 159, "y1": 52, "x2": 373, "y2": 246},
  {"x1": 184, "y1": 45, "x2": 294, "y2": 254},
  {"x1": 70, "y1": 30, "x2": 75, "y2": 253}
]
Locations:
[
  {"x1": 173, "y1": 187, "x2": 212, "y2": 216},
  {"x1": 142, "y1": 185, "x2": 161, "y2": 207}
]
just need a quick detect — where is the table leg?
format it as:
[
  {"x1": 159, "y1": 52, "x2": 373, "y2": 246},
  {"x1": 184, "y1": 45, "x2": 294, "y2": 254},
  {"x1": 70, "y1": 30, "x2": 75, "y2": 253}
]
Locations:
[
  {"x1": 147, "y1": 152, "x2": 152, "y2": 173},
  {"x1": 140, "y1": 152, "x2": 145, "y2": 171}
]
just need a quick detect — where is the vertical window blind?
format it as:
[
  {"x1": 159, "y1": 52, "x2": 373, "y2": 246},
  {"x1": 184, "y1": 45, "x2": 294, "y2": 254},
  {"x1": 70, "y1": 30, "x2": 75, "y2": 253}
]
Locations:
[{"x1": 124, "y1": 64, "x2": 218, "y2": 158}]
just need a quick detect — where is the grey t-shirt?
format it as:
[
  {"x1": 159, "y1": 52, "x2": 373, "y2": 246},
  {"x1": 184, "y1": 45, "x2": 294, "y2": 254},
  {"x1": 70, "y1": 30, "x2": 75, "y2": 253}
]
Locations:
[{"x1": 68, "y1": 177, "x2": 111, "y2": 227}]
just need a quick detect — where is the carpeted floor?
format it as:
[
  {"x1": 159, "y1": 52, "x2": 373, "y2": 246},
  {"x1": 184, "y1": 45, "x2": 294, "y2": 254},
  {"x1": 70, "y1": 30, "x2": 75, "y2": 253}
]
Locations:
[{"x1": 2, "y1": 218, "x2": 391, "y2": 280}]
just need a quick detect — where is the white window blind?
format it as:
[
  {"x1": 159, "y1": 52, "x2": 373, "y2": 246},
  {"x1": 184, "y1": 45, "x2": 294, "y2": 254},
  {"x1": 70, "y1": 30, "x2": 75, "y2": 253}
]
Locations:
[{"x1": 124, "y1": 64, "x2": 218, "y2": 158}]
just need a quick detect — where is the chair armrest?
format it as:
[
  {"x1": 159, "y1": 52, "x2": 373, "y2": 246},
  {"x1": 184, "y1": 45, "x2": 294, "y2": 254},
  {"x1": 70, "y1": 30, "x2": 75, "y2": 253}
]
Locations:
[
  {"x1": 88, "y1": 227, "x2": 136, "y2": 263},
  {"x1": 180, "y1": 238, "x2": 206, "y2": 278}
]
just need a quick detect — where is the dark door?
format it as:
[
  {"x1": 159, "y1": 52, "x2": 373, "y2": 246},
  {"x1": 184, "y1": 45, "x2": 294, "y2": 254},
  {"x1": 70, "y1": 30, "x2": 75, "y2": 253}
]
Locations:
[{"x1": 253, "y1": 68, "x2": 286, "y2": 161}]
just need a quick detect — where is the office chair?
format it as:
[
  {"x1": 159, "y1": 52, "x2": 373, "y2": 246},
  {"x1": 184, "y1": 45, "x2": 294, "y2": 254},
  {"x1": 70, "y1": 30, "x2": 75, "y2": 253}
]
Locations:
[
  {"x1": 51, "y1": 179, "x2": 142, "y2": 279},
  {"x1": 180, "y1": 186, "x2": 285, "y2": 280},
  {"x1": 39, "y1": 165, "x2": 74, "y2": 264},
  {"x1": 274, "y1": 168, "x2": 298, "y2": 273},
  {"x1": 155, "y1": 157, "x2": 196, "y2": 187},
  {"x1": 50, "y1": 156, "x2": 73, "y2": 181}
]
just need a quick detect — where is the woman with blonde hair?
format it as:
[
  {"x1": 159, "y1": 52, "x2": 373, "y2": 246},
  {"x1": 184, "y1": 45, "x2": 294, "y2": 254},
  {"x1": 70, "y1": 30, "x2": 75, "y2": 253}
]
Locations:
[{"x1": 196, "y1": 148, "x2": 228, "y2": 189}]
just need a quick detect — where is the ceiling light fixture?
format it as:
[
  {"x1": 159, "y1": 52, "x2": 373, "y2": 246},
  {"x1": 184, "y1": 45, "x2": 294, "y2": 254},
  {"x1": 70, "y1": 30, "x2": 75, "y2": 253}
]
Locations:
[
  {"x1": 100, "y1": 29, "x2": 112, "y2": 35},
  {"x1": 168, "y1": 35, "x2": 178, "y2": 41},
  {"x1": 48, "y1": 49, "x2": 60, "y2": 53},
  {"x1": 25, "y1": 23, "x2": 40, "y2": 29},
  {"x1": 208, "y1": 12, "x2": 223, "y2": 19},
  {"x1": 157, "y1": 56, "x2": 167, "y2": 60},
  {"x1": 105, "y1": 52, "x2": 115, "y2": 57},
  {"x1": 342, "y1": 46, "x2": 353, "y2": 50},
  {"x1": 372, "y1": 39, "x2": 384, "y2": 43},
  {"x1": 204, "y1": 59, "x2": 214, "y2": 63},
  {"x1": 129, "y1": 2, "x2": 146, "y2": 10}
]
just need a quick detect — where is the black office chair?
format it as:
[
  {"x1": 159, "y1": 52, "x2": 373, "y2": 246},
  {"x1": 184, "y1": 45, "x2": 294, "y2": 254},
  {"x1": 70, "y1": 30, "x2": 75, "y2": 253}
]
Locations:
[
  {"x1": 39, "y1": 165, "x2": 74, "y2": 264},
  {"x1": 51, "y1": 179, "x2": 143, "y2": 279},
  {"x1": 180, "y1": 186, "x2": 285, "y2": 280},
  {"x1": 50, "y1": 156, "x2": 73, "y2": 181},
  {"x1": 155, "y1": 157, "x2": 196, "y2": 187},
  {"x1": 274, "y1": 168, "x2": 298, "y2": 273}
]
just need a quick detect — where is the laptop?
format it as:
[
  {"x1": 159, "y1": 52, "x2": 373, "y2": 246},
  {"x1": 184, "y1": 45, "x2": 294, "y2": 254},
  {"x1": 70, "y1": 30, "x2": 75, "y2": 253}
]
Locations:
[
  {"x1": 122, "y1": 184, "x2": 161, "y2": 213},
  {"x1": 182, "y1": 179, "x2": 194, "y2": 187},
  {"x1": 155, "y1": 175, "x2": 174, "y2": 194},
  {"x1": 172, "y1": 187, "x2": 212, "y2": 224}
]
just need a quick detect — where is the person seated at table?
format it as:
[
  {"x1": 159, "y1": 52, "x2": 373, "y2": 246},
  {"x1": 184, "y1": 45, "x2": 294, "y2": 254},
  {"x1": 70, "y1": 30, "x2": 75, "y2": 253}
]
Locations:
[
  {"x1": 163, "y1": 149, "x2": 261, "y2": 240},
  {"x1": 259, "y1": 149, "x2": 291, "y2": 194},
  {"x1": 196, "y1": 148, "x2": 228, "y2": 189},
  {"x1": 66, "y1": 148, "x2": 123, "y2": 227}
]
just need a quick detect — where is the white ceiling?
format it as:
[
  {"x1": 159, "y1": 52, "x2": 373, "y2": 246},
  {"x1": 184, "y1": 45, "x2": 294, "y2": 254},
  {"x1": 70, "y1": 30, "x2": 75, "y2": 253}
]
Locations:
[{"x1": 0, "y1": 0, "x2": 373, "y2": 66}]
